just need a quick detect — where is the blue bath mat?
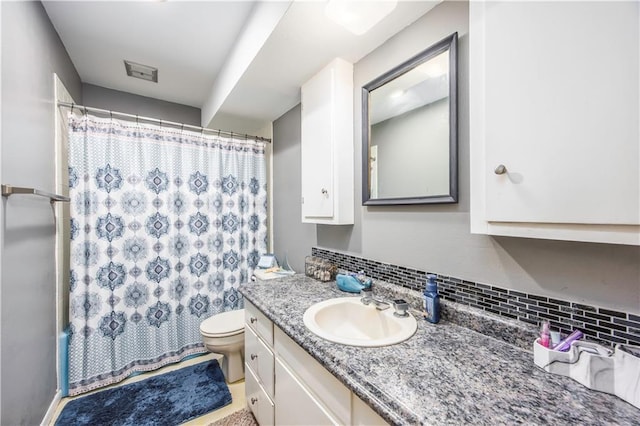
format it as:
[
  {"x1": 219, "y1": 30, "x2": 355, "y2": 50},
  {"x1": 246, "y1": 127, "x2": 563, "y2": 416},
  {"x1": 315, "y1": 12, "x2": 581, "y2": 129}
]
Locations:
[{"x1": 55, "y1": 359, "x2": 232, "y2": 426}]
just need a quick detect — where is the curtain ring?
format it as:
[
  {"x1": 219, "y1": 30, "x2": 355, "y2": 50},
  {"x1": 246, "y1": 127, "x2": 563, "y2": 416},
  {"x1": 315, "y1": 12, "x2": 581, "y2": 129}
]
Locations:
[
  {"x1": 110, "y1": 111, "x2": 113, "y2": 121},
  {"x1": 181, "y1": 124, "x2": 184, "y2": 132},
  {"x1": 136, "y1": 115, "x2": 139, "y2": 125},
  {"x1": 70, "y1": 103, "x2": 75, "y2": 115}
]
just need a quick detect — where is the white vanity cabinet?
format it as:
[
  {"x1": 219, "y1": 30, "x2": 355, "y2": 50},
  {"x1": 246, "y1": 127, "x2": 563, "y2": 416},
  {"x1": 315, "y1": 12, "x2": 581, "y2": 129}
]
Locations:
[
  {"x1": 469, "y1": 0, "x2": 640, "y2": 245},
  {"x1": 245, "y1": 301, "x2": 275, "y2": 425},
  {"x1": 301, "y1": 57, "x2": 354, "y2": 225},
  {"x1": 244, "y1": 301, "x2": 388, "y2": 425}
]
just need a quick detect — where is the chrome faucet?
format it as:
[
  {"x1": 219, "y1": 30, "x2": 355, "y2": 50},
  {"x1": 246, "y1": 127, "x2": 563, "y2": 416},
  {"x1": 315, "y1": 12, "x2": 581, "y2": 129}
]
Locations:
[
  {"x1": 371, "y1": 296, "x2": 391, "y2": 311},
  {"x1": 360, "y1": 288, "x2": 410, "y2": 317},
  {"x1": 360, "y1": 288, "x2": 389, "y2": 309}
]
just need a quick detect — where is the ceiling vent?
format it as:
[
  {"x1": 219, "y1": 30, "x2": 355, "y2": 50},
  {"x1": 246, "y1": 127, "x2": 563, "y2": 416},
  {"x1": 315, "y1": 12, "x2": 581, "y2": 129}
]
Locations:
[{"x1": 124, "y1": 60, "x2": 158, "y2": 83}]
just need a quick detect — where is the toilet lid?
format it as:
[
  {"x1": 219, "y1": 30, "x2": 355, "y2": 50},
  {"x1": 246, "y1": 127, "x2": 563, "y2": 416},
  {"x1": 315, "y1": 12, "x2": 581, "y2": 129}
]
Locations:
[{"x1": 200, "y1": 309, "x2": 245, "y2": 337}]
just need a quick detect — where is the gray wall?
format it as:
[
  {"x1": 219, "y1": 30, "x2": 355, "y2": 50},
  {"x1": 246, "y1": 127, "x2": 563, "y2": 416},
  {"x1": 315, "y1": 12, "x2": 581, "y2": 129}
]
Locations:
[
  {"x1": 1, "y1": 2, "x2": 82, "y2": 424},
  {"x1": 272, "y1": 0, "x2": 640, "y2": 314},
  {"x1": 83, "y1": 83, "x2": 201, "y2": 126},
  {"x1": 272, "y1": 104, "x2": 316, "y2": 272}
]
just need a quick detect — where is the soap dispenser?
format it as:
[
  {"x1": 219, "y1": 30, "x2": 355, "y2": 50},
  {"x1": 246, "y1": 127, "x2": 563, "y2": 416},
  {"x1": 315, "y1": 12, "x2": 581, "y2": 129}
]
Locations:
[{"x1": 423, "y1": 274, "x2": 440, "y2": 323}]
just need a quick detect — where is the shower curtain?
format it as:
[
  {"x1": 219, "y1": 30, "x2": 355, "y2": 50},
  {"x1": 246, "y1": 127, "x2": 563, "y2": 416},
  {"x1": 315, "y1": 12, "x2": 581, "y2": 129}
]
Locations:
[{"x1": 66, "y1": 113, "x2": 267, "y2": 395}]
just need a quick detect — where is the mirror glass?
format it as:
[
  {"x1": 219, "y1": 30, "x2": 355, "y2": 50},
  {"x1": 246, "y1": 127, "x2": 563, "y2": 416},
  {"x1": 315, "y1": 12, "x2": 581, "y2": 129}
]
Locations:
[{"x1": 363, "y1": 33, "x2": 458, "y2": 205}]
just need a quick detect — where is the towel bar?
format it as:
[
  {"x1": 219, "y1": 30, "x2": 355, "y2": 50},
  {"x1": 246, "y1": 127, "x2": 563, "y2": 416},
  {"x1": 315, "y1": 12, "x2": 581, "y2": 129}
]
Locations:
[{"x1": 1, "y1": 184, "x2": 70, "y2": 203}]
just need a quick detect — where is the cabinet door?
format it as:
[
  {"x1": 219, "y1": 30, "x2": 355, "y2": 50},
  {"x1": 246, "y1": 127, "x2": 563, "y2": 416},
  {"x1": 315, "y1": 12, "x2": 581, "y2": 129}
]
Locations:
[
  {"x1": 246, "y1": 366, "x2": 274, "y2": 426},
  {"x1": 352, "y1": 394, "x2": 388, "y2": 426},
  {"x1": 275, "y1": 358, "x2": 340, "y2": 426},
  {"x1": 301, "y1": 64, "x2": 335, "y2": 219},
  {"x1": 475, "y1": 1, "x2": 639, "y2": 225},
  {"x1": 274, "y1": 328, "x2": 351, "y2": 423}
]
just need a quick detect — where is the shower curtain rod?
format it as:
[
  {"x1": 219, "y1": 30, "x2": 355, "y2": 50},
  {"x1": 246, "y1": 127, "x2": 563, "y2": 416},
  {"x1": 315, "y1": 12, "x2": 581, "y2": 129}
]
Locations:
[{"x1": 57, "y1": 101, "x2": 271, "y2": 143}]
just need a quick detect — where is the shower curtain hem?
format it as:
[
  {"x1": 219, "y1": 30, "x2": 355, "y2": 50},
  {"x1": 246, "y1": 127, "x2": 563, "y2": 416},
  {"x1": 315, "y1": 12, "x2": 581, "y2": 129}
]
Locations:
[{"x1": 67, "y1": 344, "x2": 208, "y2": 396}]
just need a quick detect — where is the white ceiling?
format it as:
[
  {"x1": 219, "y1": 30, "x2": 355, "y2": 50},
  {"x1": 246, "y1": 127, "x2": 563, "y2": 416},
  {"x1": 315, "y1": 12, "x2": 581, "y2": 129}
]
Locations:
[
  {"x1": 43, "y1": 0, "x2": 441, "y2": 134},
  {"x1": 42, "y1": 1, "x2": 256, "y2": 108}
]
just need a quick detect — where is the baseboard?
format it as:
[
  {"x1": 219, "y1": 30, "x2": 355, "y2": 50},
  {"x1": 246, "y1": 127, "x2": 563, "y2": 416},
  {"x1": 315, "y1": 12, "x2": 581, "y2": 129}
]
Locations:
[{"x1": 40, "y1": 390, "x2": 62, "y2": 426}]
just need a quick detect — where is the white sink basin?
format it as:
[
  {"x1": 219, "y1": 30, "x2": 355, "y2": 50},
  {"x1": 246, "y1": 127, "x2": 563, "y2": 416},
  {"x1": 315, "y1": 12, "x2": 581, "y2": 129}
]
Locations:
[{"x1": 303, "y1": 297, "x2": 417, "y2": 347}]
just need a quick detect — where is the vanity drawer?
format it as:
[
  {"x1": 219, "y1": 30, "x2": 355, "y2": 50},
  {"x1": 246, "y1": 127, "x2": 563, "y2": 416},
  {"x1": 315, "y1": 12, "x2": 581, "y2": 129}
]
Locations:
[
  {"x1": 245, "y1": 300, "x2": 273, "y2": 346},
  {"x1": 245, "y1": 326, "x2": 275, "y2": 399},
  {"x1": 246, "y1": 365, "x2": 274, "y2": 426}
]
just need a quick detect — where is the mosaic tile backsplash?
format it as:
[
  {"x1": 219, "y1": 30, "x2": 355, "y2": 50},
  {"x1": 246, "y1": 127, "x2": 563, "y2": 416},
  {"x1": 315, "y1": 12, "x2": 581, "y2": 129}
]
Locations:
[{"x1": 312, "y1": 247, "x2": 640, "y2": 348}]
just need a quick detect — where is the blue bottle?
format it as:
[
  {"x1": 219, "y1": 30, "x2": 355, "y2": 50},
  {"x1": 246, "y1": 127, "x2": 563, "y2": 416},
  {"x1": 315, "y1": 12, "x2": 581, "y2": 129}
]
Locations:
[{"x1": 423, "y1": 274, "x2": 440, "y2": 323}]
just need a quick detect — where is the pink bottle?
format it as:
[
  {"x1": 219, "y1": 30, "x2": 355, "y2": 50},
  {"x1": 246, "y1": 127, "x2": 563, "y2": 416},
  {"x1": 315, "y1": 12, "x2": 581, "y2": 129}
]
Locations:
[{"x1": 539, "y1": 321, "x2": 551, "y2": 348}]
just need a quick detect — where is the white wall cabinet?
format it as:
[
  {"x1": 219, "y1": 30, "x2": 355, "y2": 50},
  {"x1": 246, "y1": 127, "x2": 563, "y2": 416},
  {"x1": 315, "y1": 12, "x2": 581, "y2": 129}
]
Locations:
[
  {"x1": 470, "y1": 0, "x2": 640, "y2": 245},
  {"x1": 301, "y1": 58, "x2": 354, "y2": 225},
  {"x1": 244, "y1": 301, "x2": 387, "y2": 425}
]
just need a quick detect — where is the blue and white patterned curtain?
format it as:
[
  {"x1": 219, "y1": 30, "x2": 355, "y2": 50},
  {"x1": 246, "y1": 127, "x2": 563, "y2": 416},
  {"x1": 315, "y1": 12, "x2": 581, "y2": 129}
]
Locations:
[{"x1": 67, "y1": 113, "x2": 267, "y2": 395}]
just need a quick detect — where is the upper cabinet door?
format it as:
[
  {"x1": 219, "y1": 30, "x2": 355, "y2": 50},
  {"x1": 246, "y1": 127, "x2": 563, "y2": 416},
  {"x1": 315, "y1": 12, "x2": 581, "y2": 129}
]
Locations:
[
  {"x1": 301, "y1": 58, "x2": 354, "y2": 225},
  {"x1": 301, "y1": 65, "x2": 335, "y2": 219},
  {"x1": 470, "y1": 0, "x2": 640, "y2": 245}
]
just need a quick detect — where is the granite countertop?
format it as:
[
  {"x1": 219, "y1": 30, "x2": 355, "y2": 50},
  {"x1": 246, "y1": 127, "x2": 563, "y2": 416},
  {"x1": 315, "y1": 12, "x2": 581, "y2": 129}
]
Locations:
[{"x1": 239, "y1": 275, "x2": 639, "y2": 425}]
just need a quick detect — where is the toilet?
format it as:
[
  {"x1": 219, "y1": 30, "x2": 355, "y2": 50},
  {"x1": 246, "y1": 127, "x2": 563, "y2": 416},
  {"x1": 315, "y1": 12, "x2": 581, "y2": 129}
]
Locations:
[{"x1": 199, "y1": 309, "x2": 245, "y2": 383}]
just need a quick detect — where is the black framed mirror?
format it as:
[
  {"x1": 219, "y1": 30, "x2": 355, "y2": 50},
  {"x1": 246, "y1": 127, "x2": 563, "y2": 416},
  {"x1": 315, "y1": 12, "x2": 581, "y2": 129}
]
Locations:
[{"x1": 362, "y1": 32, "x2": 458, "y2": 205}]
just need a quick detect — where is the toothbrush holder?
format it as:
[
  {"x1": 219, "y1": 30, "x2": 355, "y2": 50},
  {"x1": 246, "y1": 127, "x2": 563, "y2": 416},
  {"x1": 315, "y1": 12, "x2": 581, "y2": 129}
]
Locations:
[{"x1": 533, "y1": 339, "x2": 639, "y2": 409}]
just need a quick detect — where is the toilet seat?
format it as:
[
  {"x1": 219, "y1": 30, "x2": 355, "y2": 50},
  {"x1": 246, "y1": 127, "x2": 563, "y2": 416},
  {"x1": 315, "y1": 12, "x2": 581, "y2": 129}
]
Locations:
[{"x1": 200, "y1": 309, "x2": 245, "y2": 338}]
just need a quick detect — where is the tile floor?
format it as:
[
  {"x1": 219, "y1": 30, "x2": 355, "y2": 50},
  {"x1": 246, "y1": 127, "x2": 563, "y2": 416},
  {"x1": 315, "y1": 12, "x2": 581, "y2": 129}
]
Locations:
[{"x1": 51, "y1": 353, "x2": 246, "y2": 425}]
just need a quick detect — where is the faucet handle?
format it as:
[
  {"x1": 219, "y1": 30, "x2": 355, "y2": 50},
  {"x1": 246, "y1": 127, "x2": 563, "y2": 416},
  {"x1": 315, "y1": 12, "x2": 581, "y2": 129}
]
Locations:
[
  {"x1": 360, "y1": 286, "x2": 373, "y2": 305},
  {"x1": 392, "y1": 299, "x2": 410, "y2": 317}
]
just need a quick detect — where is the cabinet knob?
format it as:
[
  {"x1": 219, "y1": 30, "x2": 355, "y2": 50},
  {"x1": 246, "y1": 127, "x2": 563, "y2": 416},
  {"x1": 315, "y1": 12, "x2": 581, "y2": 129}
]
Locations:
[
  {"x1": 251, "y1": 397, "x2": 258, "y2": 405},
  {"x1": 494, "y1": 164, "x2": 507, "y2": 175},
  {"x1": 250, "y1": 317, "x2": 257, "y2": 324},
  {"x1": 251, "y1": 353, "x2": 258, "y2": 360},
  {"x1": 321, "y1": 188, "x2": 328, "y2": 196}
]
